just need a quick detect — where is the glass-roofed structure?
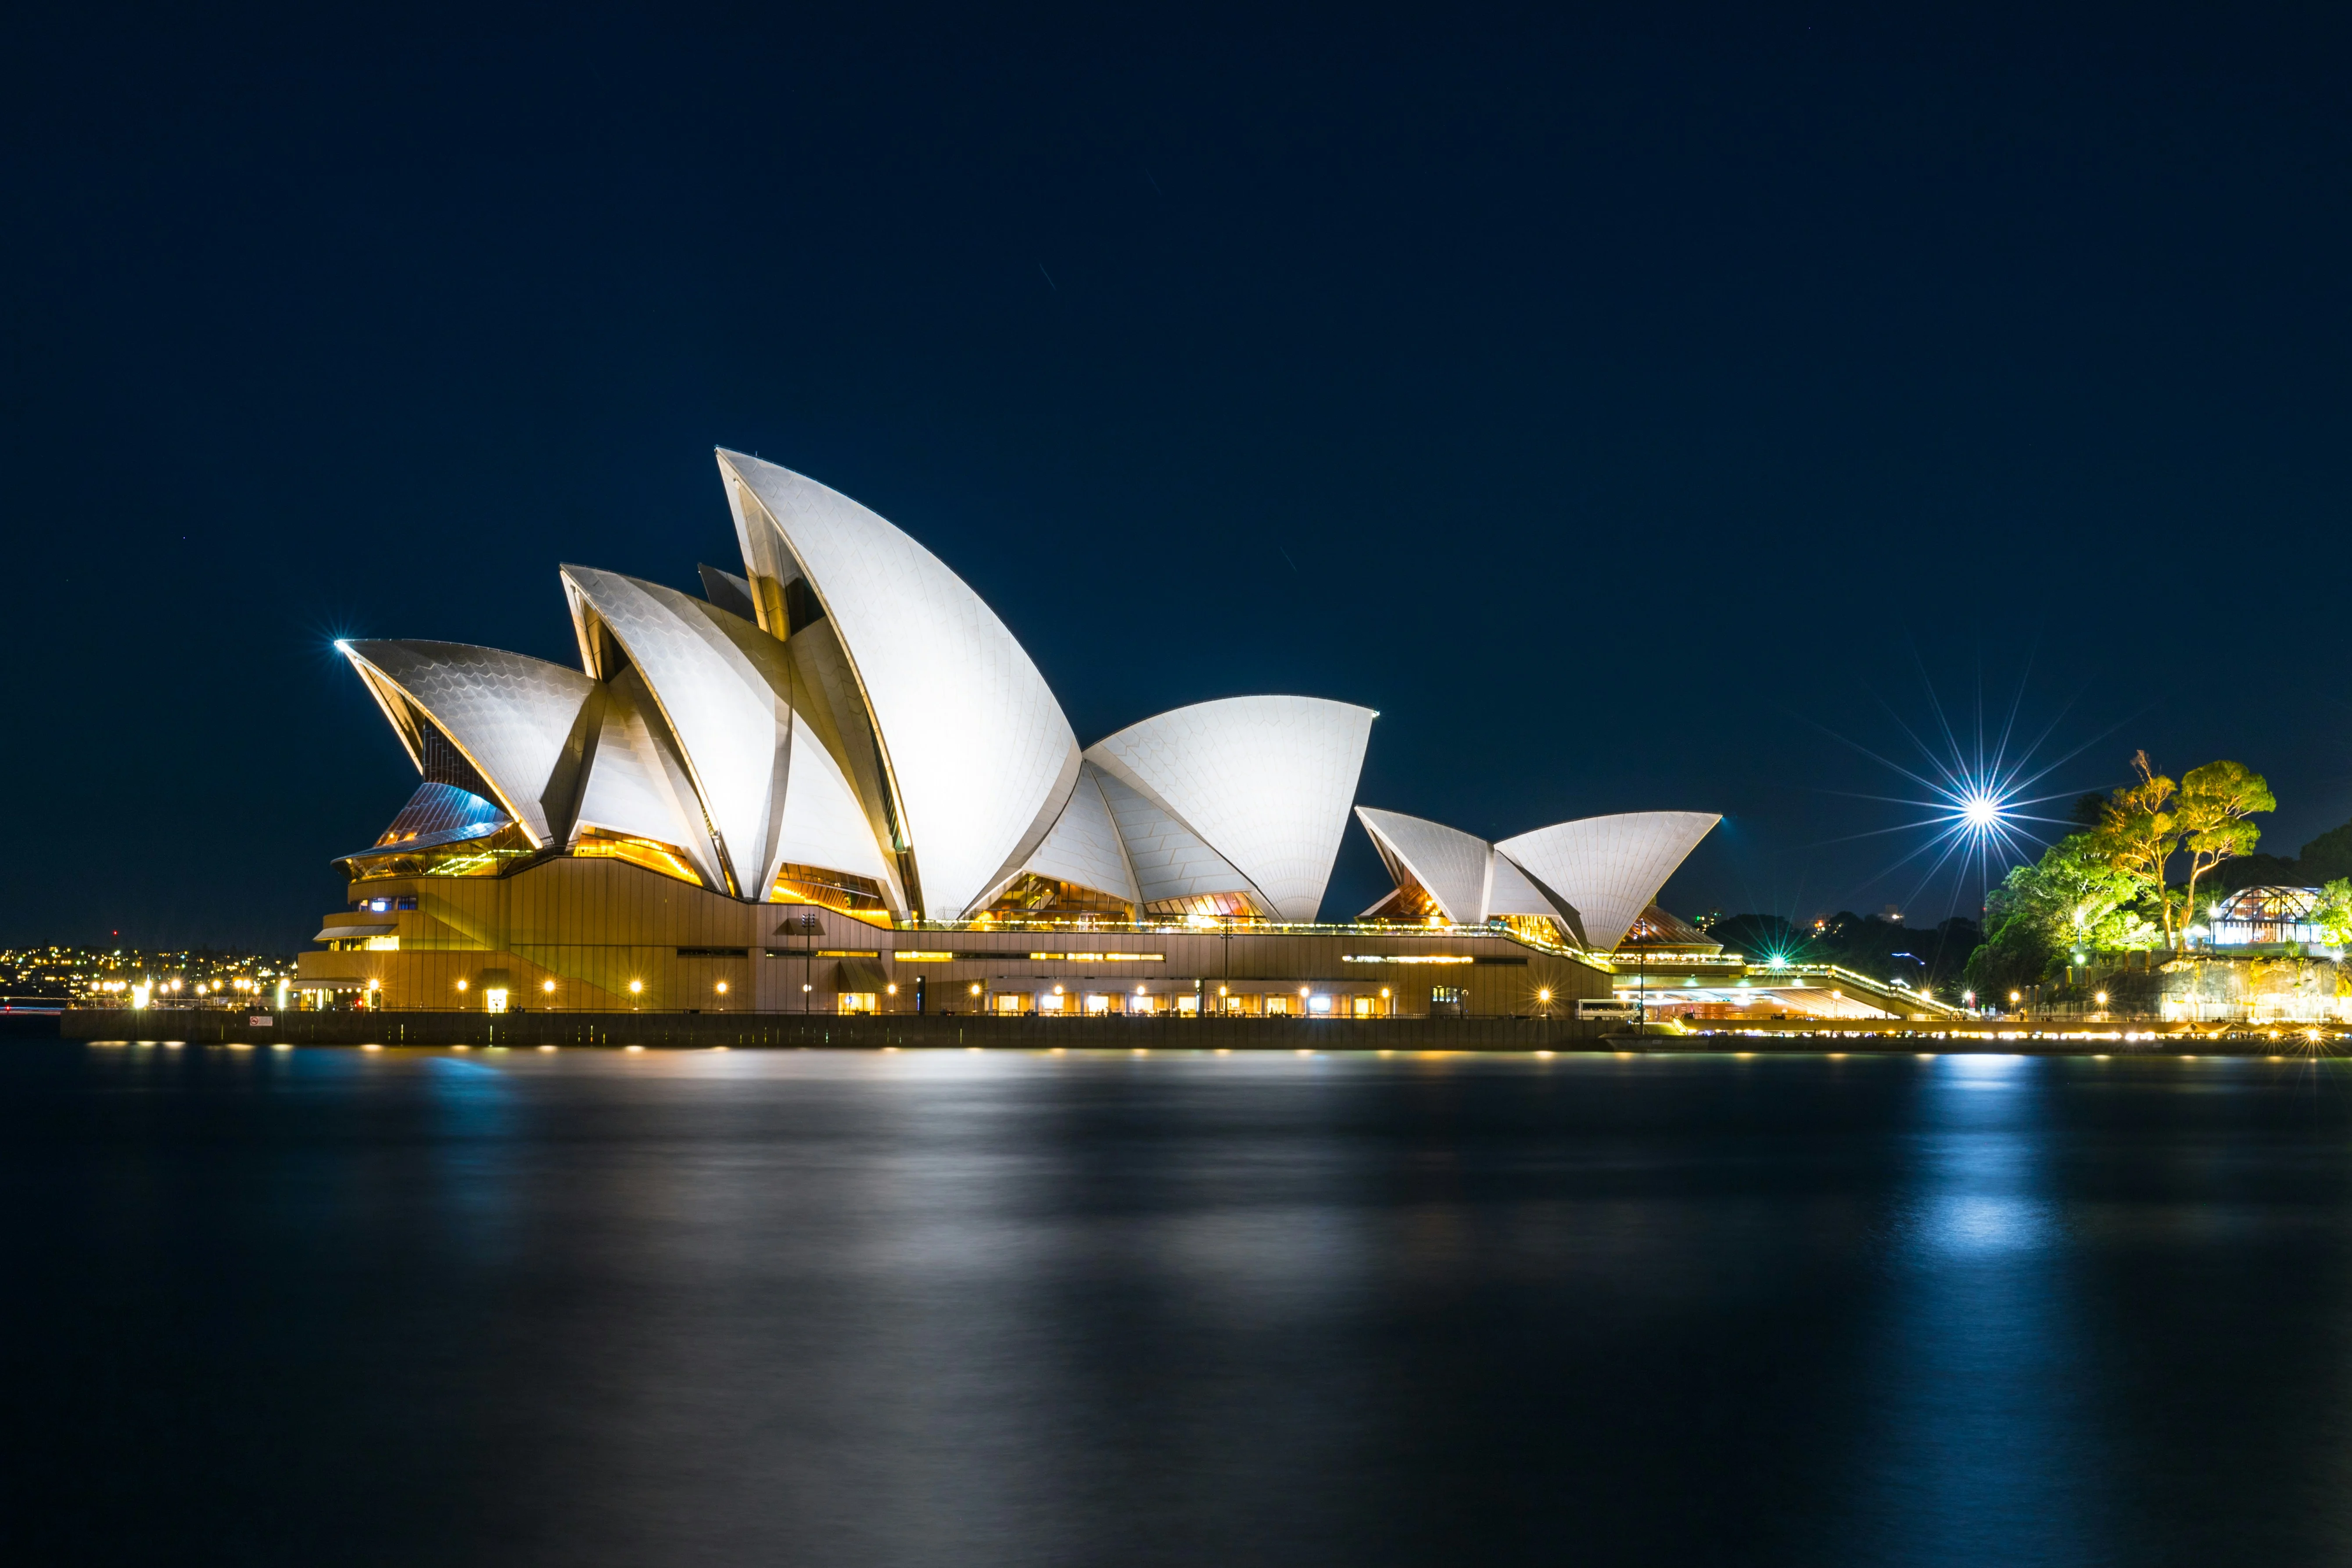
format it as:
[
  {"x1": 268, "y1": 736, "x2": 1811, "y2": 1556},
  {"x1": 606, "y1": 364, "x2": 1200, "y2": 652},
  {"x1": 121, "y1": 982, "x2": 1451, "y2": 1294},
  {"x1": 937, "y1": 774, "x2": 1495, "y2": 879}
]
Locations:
[{"x1": 2205, "y1": 885, "x2": 2334, "y2": 950}]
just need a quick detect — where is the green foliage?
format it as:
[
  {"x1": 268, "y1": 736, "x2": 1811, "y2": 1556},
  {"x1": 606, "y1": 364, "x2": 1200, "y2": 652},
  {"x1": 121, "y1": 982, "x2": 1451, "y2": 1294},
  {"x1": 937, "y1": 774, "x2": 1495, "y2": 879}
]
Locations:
[
  {"x1": 1965, "y1": 752, "x2": 2277, "y2": 983},
  {"x1": 1963, "y1": 832, "x2": 2160, "y2": 996},
  {"x1": 1961, "y1": 922, "x2": 2049, "y2": 1001},
  {"x1": 2093, "y1": 751, "x2": 2181, "y2": 947},
  {"x1": 2086, "y1": 752, "x2": 2275, "y2": 949},
  {"x1": 2176, "y1": 760, "x2": 2274, "y2": 936},
  {"x1": 2205, "y1": 817, "x2": 2352, "y2": 897},
  {"x1": 2316, "y1": 879, "x2": 2352, "y2": 949}
]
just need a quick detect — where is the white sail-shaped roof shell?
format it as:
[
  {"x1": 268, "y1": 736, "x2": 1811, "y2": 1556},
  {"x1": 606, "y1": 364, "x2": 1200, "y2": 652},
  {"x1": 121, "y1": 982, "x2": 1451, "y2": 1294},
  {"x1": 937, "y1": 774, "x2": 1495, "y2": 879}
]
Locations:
[
  {"x1": 1014, "y1": 762, "x2": 1141, "y2": 908},
  {"x1": 564, "y1": 565, "x2": 891, "y2": 902},
  {"x1": 333, "y1": 455, "x2": 1716, "y2": 942},
  {"x1": 570, "y1": 667, "x2": 728, "y2": 890},
  {"x1": 1355, "y1": 807, "x2": 1493, "y2": 925},
  {"x1": 1494, "y1": 811, "x2": 1720, "y2": 953},
  {"x1": 717, "y1": 451, "x2": 1079, "y2": 919},
  {"x1": 1354, "y1": 806, "x2": 1586, "y2": 940},
  {"x1": 697, "y1": 563, "x2": 758, "y2": 620},
  {"x1": 1482, "y1": 851, "x2": 1583, "y2": 941},
  {"x1": 562, "y1": 566, "x2": 800, "y2": 899},
  {"x1": 1086, "y1": 696, "x2": 1375, "y2": 922},
  {"x1": 773, "y1": 719, "x2": 893, "y2": 889},
  {"x1": 338, "y1": 640, "x2": 594, "y2": 847},
  {"x1": 1091, "y1": 768, "x2": 1255, "y2": 910}
]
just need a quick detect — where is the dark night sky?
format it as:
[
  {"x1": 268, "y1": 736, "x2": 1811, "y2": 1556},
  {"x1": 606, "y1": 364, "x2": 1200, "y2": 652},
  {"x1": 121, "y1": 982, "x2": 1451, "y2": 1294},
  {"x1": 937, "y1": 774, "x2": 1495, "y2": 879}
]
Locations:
[{"x1": 3, "y1": 3, "x2": 2348, "y2": 949}]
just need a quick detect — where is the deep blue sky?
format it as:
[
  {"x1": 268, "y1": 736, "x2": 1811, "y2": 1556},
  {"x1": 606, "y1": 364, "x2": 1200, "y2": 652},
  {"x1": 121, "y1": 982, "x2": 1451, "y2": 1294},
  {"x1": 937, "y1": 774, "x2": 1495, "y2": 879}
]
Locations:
[{"x1": 4, "y1": 3, "x2": 2348, "y2": 948}]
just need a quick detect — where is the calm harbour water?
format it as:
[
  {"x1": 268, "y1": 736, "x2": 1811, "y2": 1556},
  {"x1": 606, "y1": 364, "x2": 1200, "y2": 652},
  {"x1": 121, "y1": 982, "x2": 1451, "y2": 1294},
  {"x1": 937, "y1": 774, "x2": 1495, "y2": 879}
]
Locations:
[{"x1": 7, "y1": 1041, "x2": 2352, "y2": 1566}]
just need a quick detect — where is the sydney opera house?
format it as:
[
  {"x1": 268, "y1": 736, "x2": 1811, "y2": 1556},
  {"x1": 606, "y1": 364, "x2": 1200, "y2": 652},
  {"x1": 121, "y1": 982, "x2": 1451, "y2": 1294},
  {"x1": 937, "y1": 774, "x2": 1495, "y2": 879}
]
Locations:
[{"x1": 297, "y1": 450, "x2": 1719, "y2": 1018}]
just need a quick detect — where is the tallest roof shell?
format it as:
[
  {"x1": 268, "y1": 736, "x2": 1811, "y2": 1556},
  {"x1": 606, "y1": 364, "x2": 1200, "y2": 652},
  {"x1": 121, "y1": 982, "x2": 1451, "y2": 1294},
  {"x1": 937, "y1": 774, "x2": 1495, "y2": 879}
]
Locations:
[{"x1": 715, "y1": 450, "x2": 1080, "y2": 919}]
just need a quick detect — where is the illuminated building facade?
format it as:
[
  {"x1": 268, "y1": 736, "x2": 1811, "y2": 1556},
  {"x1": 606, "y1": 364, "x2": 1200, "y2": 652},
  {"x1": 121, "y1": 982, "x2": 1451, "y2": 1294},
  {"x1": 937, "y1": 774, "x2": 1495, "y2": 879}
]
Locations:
[{"x1": 299, "y1": 451, "x2": 1720, "y2": 1016}]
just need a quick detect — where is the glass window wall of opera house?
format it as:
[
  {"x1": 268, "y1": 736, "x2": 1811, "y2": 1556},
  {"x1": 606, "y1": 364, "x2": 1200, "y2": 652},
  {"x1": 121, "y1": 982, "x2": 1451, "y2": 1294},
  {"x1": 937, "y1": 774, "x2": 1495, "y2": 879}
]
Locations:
[{"x1": 296, "y1": 449, "x2": 1725, "y2": 1019}]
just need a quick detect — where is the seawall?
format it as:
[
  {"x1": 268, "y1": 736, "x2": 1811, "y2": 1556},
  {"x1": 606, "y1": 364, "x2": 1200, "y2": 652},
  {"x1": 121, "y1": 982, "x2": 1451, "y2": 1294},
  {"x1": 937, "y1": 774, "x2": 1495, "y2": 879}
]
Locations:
[
  {"x1": 57, "y1": 1008, "x2": 1617, "y2": 1050},
  {"x1": 50, "y1": 1010, "x2": 2343, "y2": 1054}
]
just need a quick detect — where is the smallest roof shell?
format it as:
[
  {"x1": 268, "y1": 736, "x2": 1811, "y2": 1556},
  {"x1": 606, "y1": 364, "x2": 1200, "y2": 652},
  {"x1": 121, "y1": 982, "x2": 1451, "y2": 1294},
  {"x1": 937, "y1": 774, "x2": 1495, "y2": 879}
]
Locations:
[
  {"x1": 1354, "y1": 807, "x2": 1492, "y2": 925},
  {"x1": 1493, "y1": 811, "x2": 1720, "y2": 954}
]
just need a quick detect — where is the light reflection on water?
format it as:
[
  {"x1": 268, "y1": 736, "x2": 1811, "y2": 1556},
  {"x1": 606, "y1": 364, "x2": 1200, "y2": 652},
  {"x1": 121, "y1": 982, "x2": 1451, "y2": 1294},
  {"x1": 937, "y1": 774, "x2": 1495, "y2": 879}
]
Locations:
[
  {"x1": 1843, "y1": 1055, "x2": 2108, "y2": 1565},
  {"x1": 9, "y1": 1044, "x2": 2352, "y2": 1567},
  {"x1": 1921, "y1": 1190, "x2": 2058, "y2": 1253}
]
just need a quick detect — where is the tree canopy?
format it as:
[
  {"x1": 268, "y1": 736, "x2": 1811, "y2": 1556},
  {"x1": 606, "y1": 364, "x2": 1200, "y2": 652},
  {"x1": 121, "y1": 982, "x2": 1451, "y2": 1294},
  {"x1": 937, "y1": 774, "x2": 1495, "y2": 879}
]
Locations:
[
  {"x1": 1959, "y1": 751, "x2": 2303, "y2": 984},
  {"x1": 2093, "y1": 751, "x2": 2182, "y2": 947},
  {"x1": 2175, "y1": 760, "x2": 2275, "y2": 934},
  {"x1": 2083, "y1": 752, "x2": 2273, "y2": 950},
  {"x1": 2318, "y1": 880, "x2": 2352, "y2": 949},
  {"x1": 2203, "y1": 817, "x2": 2352, "y2": 897},
  {"x1": 1963, "y1": 832, "x2": 2160, "y2": 997}
]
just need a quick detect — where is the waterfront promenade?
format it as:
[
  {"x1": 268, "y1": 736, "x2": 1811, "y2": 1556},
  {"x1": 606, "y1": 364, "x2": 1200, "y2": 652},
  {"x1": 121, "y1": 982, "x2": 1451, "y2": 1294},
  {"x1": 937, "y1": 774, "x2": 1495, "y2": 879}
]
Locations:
[{"x1": 50, "y1": 1008, "x2": 2344, "y2": 1055}]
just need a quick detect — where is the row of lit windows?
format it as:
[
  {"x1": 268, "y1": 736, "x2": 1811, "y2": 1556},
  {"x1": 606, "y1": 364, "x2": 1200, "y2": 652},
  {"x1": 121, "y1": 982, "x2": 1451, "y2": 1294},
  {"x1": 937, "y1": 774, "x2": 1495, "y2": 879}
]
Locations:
[
  {"x1": 304, "y1": 967, "x2": 1472, "y2": 1016},
  {"x1": 964, "y1": 985, "x2": 1399, "y2": 1018}
]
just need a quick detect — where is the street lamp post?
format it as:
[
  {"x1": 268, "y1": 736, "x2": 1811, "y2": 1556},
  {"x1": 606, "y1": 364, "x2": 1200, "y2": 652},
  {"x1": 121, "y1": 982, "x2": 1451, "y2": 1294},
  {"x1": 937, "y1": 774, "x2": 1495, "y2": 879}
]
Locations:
[{"x1": 777, "y1": 908, "x2": 822, "y2": 1012}]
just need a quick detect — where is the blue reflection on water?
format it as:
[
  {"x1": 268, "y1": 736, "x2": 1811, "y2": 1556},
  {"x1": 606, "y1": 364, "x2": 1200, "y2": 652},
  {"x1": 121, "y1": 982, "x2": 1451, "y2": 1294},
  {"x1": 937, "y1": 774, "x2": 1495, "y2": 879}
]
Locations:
[
  {"x1": 1845, "y1": 1056, "x2": 2110, "y2": 1565},
  {"x1": 420, "y1": 1050, "x2": 522, "y2": 1260},
  {"x1": 1925, "y1": 1190, "x2": 2057, "y2": 1255},
  {"x1": 19, "y1": 1044, "x2": 2352, "y2": 1566}
]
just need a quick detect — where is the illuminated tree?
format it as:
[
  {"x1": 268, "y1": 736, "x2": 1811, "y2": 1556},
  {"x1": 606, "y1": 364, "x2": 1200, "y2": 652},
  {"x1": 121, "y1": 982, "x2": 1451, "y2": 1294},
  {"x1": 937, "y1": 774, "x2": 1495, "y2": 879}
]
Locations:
[
  {"x1": 1965, "y1": 832, "x2": 2160, "y2": 996},
  {"x1": 2095, "y1": 751, "x2": 2181, "y2": 948},
  {"x1": 2176, "y1": 760, "x2": 2275, "y2": 940},
  {"x1": 2316, "y1": 879, "x2": 2352, "y2": 949}
]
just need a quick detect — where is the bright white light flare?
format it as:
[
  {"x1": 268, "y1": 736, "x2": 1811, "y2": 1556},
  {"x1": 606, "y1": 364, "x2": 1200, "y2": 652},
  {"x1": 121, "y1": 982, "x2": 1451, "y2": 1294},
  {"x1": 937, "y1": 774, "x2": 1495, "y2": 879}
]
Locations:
[{"x1": 1812, "y1": 658, "x2": 2118, "y2": 915}]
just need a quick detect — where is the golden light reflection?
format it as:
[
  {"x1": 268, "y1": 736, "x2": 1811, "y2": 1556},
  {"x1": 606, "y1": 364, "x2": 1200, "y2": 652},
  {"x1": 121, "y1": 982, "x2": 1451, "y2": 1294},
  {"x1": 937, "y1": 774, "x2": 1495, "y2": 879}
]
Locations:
[{"x1": 574, "y1": 830, "x2": 707, "y2": 888}]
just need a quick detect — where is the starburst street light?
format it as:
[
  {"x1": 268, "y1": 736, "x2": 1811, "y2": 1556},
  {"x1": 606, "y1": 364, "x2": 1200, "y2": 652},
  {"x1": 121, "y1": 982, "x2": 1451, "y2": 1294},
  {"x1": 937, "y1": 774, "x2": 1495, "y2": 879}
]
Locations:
[{"x1": 1810, "y1": 654, "x2": 2124, "y2": 918}]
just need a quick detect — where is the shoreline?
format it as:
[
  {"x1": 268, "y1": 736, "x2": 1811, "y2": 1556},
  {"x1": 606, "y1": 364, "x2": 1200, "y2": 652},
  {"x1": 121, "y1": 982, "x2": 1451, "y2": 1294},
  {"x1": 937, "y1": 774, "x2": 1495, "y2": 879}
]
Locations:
[{"x1": 36, "y1": 1008, "x2": 2347, "y2": 1055}]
